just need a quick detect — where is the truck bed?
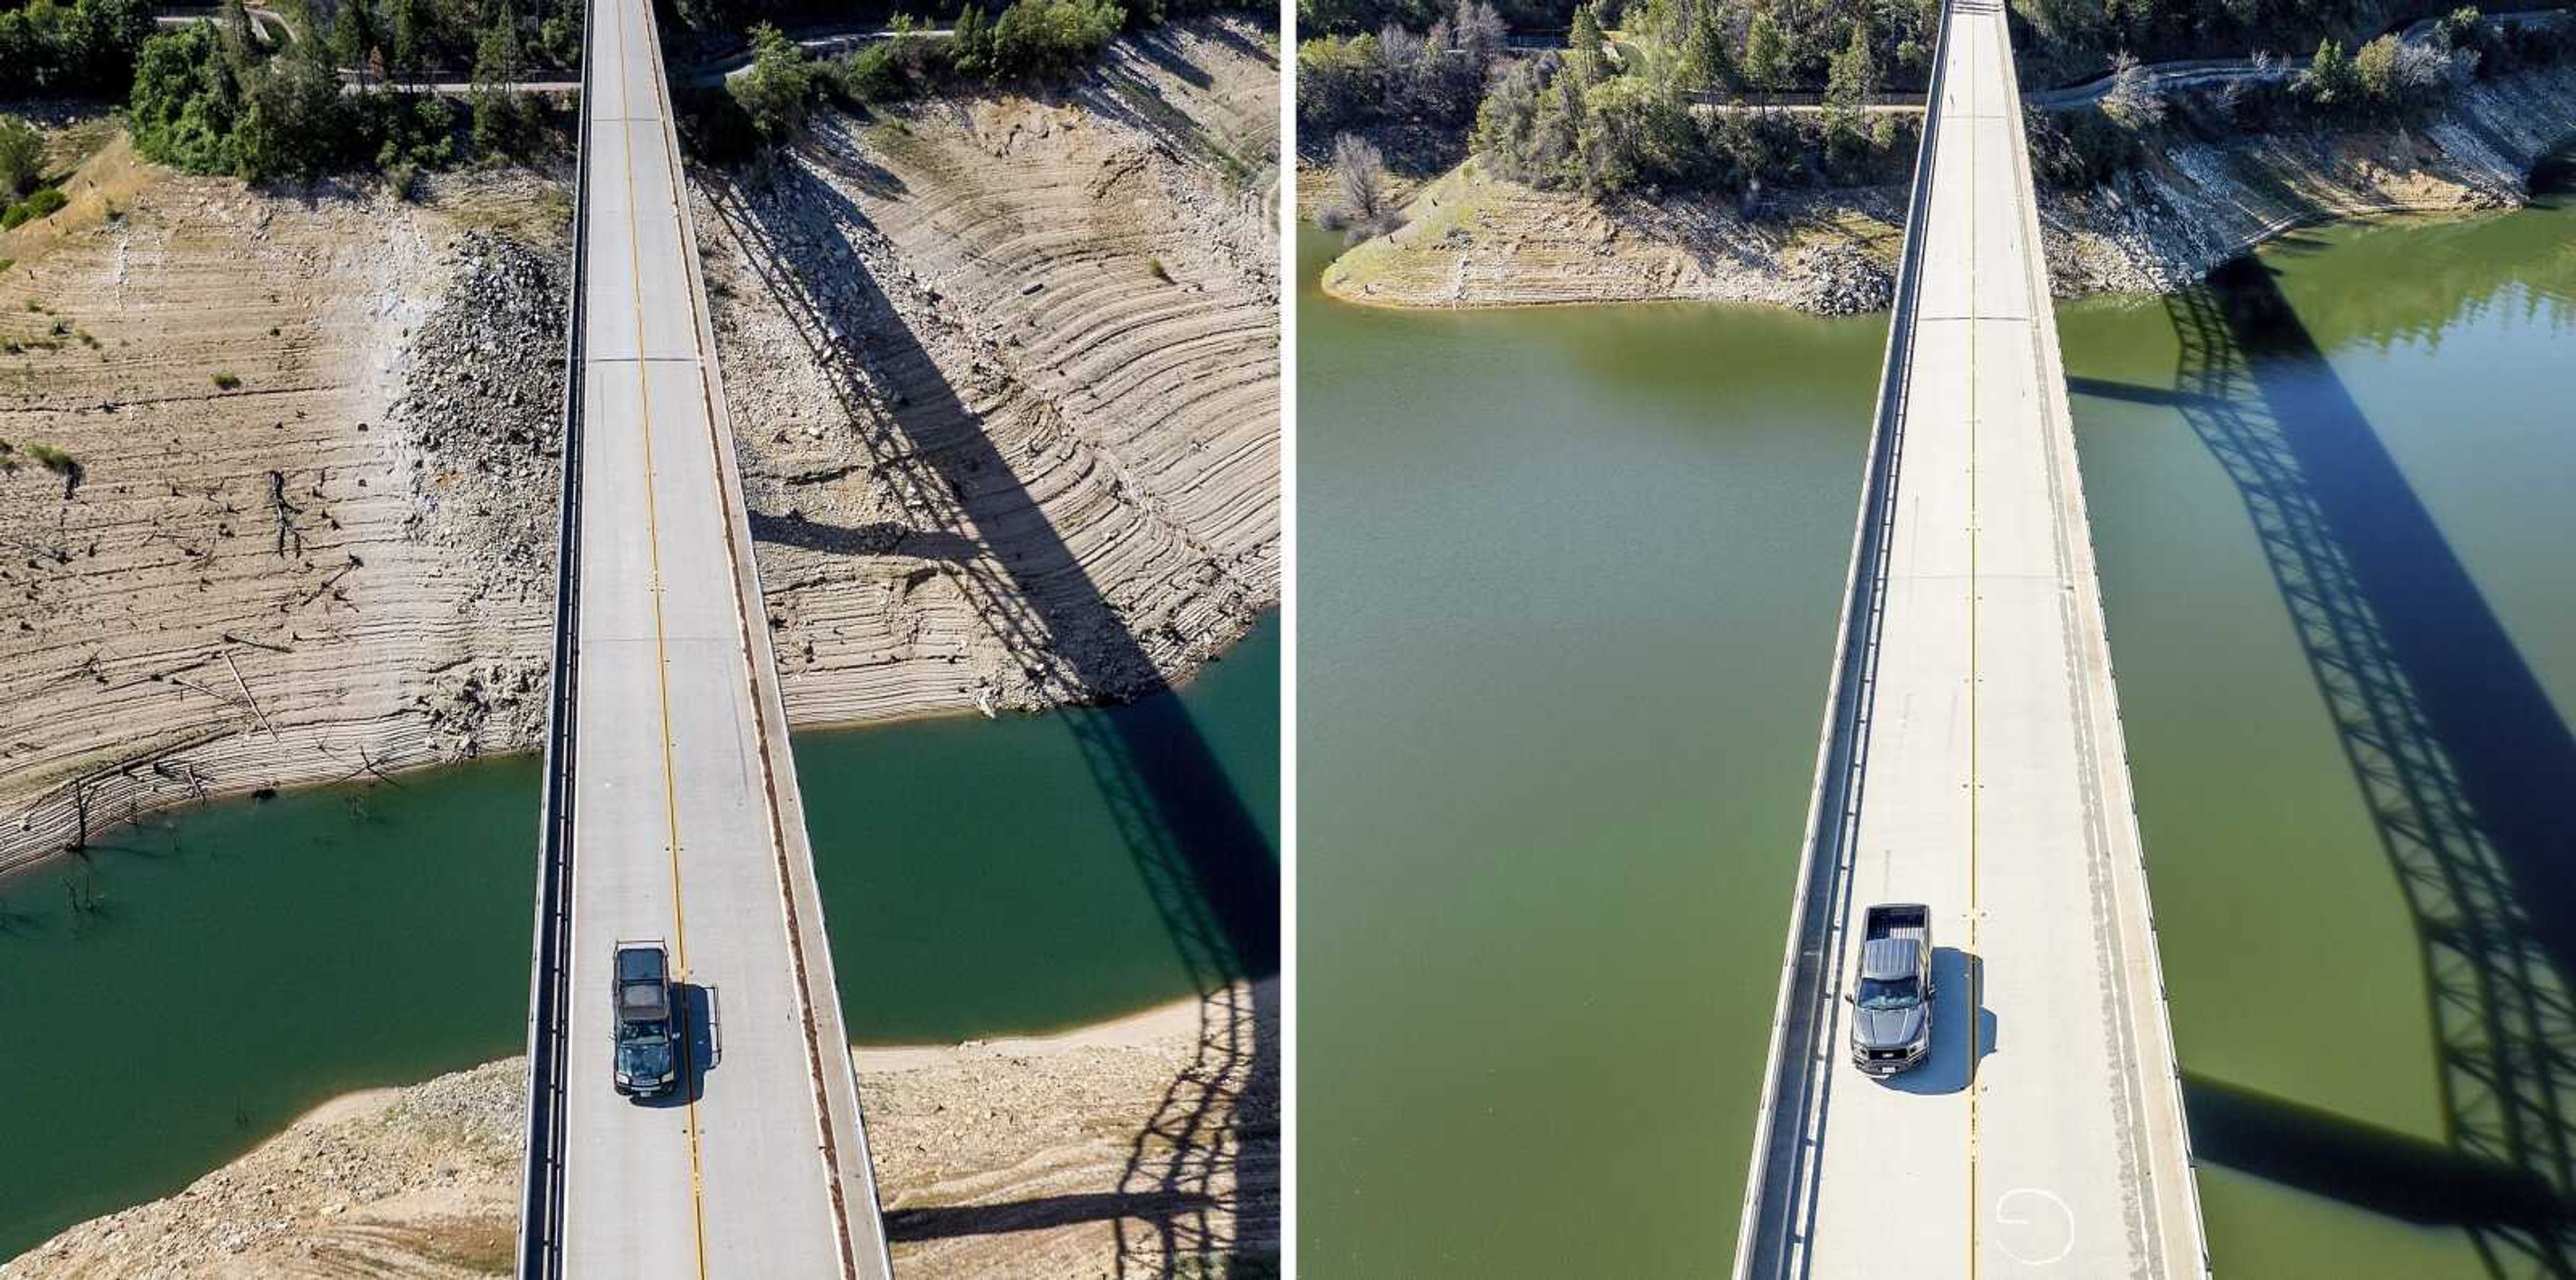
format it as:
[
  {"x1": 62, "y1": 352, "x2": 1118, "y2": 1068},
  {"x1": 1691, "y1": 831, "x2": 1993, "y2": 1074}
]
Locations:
[{"x1": 1860, "y1": 903, "x2": 1929, "y2": 945}]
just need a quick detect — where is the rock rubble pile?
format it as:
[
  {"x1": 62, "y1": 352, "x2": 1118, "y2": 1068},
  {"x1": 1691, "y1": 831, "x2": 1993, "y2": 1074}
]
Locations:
[{"x1": 388, "y1": 231, "x2": 569, "y2": 758}]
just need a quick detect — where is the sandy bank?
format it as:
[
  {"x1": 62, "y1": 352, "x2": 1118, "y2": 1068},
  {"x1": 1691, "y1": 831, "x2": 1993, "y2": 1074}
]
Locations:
[
  {"x1": 1318, "y1": 154, "x2": 1902, "y2": 313},
  {"x1": 1315, "y1": 60, "x2": 2576, "y2": 313},
  {"x1": 0, "y1": 982, "x2": 1279, "y2": 1278},
  {"x1": 0, "y1": 13, "x2": 1279, "y2": 875}
]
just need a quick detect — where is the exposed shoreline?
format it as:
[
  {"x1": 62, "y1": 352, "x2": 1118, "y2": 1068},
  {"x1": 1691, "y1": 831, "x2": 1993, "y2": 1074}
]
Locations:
[
  {"x1": 1311, "y1": 60, "x2": 2576, "y2": 314},
  {"x1": 1, "y1": 981, "x2": 1280, "y2": 1278},
  {"x1": 0, "y1": 15, "x2": 1280, "y2": 879}
]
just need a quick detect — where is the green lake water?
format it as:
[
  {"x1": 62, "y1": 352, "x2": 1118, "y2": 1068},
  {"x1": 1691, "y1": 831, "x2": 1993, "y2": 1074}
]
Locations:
[
  {"x1": 2065, "y1": 197, "x2": 2576, "y2": 1277},
  {"x1": 0, "y1": 617, "x2": 1275, "y2": 1258},
  {"x1": 1299, "y1": 193, "x2": 2576, "y2": 1275},
  {"x1": 1296, "y1": 226, "x2": 1882, "y2": 1274}
]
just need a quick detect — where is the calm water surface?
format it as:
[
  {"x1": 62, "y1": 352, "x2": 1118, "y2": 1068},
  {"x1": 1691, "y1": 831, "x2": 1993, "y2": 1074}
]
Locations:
[
  {"x1": 0, "y1": 619, "x2": 1275, "y2": 1257},
  {"x1": 2067, "y1": 197, "x2": 2576, "y2": 1277},
  {"x1": 1297, "y1": 226, "x2": 1882, "y2": 1273},
  {"x1": 1302, "y1": 195, "x2": 2575, "y2": 1275}
]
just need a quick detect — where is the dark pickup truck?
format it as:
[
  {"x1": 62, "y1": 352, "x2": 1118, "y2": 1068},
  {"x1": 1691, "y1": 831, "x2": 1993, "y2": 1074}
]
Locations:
[
  {"x1": 1846, "y1": 903, "x2": 1934, "y2": 1077},
  {"x1": 612, "y1": 939, "x2": 680, "y2": 1098}
]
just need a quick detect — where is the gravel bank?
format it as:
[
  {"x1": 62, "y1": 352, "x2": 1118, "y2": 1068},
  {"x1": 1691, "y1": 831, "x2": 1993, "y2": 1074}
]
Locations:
[{"x1": 0, "y1": 159, "x2": 567, "y2": 878}]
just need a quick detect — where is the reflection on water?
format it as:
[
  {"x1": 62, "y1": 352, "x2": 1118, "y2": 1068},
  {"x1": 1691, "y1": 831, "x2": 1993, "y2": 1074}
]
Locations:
[{"x1": 2249, "y1": 197, "x2": 2576, "y2": 352}]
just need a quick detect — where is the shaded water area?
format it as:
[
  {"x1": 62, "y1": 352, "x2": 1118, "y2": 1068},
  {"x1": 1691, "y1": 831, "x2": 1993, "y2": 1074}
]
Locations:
[
  {"x1": 0, "y1": 617, "x2": 1275, "y2": 1259},
  {"x1": 1297, "y1": 228, "x2": 1882, "y2": 1271},
  {"x1": 2064, "y1": 196, "x2": 2576, "y2": 1276}
]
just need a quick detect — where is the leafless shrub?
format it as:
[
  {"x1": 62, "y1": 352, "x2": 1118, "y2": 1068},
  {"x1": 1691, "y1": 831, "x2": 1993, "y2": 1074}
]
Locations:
[
  {"x1": 1317, "y1": 134, "x2": 1405, "y2": 244},
  {"x1": 2103, "y1": 51, "x2": 2168, "y2": 129}
]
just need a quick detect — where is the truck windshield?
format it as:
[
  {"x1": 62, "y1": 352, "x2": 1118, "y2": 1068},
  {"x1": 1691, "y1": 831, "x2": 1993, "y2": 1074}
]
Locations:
[
  {"x1": 1857, "y1": 975, "x2": 1919, "y2": 1010},
  {"x1": 619, "y1": 1038, "x2": 673, "y2": 1077}
]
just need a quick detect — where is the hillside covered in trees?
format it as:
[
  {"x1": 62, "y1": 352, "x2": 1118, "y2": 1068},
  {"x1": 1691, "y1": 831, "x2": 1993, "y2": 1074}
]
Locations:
[
  {"x1": 1300, "y1": 0, "x2": 2576, "y2": 204},
  {"x1": 0, "y1": 0, "x2": 1258, "y2": 189}
]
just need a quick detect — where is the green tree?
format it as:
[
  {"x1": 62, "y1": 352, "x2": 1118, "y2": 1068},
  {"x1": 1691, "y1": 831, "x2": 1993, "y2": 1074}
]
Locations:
[
  {"x1": 1568, "y1": 2, "x2": 1607, "y2": 84},
  {"x1": 2298, "y1": 36, "x2": 2357, "y2": 108},
  {"x1": 476, "y1": 0, "x2": 523, "y2": 85},
  {"x1": 128, "y1": 25, "x2": 245, "y2": 173},
  {"x1": 234, "y1": 40, "x2": 343, "y2": 179},
  {"x1": 0, "y1": 115, "x2": 43, "y2": 200},
  {"x1": 1296, "y1": 33, "x2": 1385, "y2": 128},
  {"x1": 2017, "y1": 0, "x2": 2106, "y2": 48},
  {"x1": 951, "y1": 4, "x2": 995, "y2": 78},
  {"x1": 539, "y1": 13, "x2": 579, "y2": 66},
  {"x1": 1681, "y1": 1, "x2": 1731, "y2": 91},
  {"x1": 335, "y1": 0, "x2": 382, "y2": 84},
  {"x1": 0, "y1": 0, "x2": 154, "y2": 97},
  {"x1": 1471, "y1": 54, "x2": 1544, "y2": 176},
  {"x1": 1741, "y1": 9, "x2": 1786, "y2": 91},
  {"x1": 731, "y1": 23, "x2": 814, "y2": 142},
  {"x1": 386, "y1": 0, "x2": 424, "y2": 80},
  {"x1": 1825, "y1": 17, "x2": 1876, "y2": 107},
  {"x1": 1576, "y1": 74, "x2": 1696, "y2": 194},
  {"x1": 989, "y1": 0, "x2": 1123, "y2": 81},
  {"x1": 470, "y1": 1, "x2": 531, "y2": 157},
  {"x1": 834, "y1": 40, "x2": 915, "y2": 102}
]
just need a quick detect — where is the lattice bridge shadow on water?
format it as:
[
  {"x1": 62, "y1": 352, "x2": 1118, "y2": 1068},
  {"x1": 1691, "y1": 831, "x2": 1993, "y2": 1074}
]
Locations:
[{"x1": 2071, "y1": 258, "x2": 2576, "y2": 1278}]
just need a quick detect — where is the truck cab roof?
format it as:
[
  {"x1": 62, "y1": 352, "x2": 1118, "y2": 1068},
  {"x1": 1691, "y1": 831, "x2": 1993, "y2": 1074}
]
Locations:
[
  {"x1": 614, "y1": 941, "x2": 672, "y2": 1024},
  {"x1": 614, "y1": 941, "x2": 667, "y2": 981},
  {"x1": 1860, "y1": 937, "x2": 1922, "y2": 981}
]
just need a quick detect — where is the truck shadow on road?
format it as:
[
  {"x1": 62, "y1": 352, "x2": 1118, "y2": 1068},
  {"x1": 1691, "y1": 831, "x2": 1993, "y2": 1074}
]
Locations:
[
  {"x1": 1881, "y1": 947, "x2": 1994, "y2": 1097},
  {"x1": 2072, "y1": 255, "x2": 2576, "y2": 1274},
  {"x1": 631, "y1": 981, "x2": 722, "y2": 1110},
  {"x1": 698, "y1": 148, "x2": 1279, "y2": 1275}
]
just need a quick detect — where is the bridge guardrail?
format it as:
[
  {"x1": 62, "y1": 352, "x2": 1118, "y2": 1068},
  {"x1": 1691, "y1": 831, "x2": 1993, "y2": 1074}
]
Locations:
[
  {"x1": 1727, "y1": 0, "x2": 1954, "y2": 1273},
  {"x1": 515, "y1": 1, "x2": 593, "y2": 1274}
]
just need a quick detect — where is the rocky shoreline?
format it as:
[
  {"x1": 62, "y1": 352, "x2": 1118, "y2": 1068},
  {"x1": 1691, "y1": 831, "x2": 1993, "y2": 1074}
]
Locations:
[
  {"x1": 1314, "y1": 60, "x2": 2576, "y2": 314},
  {"x1": 0, "y1": 983, "x2": 1279, "y2": 1279}
]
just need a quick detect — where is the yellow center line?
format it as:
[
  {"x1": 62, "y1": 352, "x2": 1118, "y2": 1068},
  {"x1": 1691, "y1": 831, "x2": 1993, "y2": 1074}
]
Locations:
[{"x1": 603, "y1": 0, "x2": 710, "y2": 1272}]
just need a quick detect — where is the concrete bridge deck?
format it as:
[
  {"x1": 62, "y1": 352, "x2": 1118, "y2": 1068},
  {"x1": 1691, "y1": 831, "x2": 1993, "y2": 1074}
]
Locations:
[
  {"x1": 515, "y1": 0, "x2": 892, "y2": 1273},
  {"x1": 1733, "y1": 1, "x2": 2207, "y2": 1275}
]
